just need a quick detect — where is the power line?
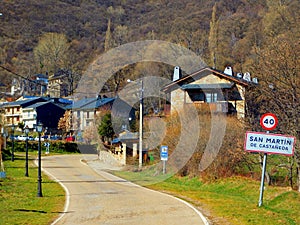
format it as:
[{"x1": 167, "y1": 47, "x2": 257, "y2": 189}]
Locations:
[
  {"x1": 0, "y1": 64, "x2": 106, "y2": 96},
  {"x1": 0, "y1": 65, "x2": 32, "y2": 82}
]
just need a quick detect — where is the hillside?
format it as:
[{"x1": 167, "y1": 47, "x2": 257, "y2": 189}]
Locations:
[{"x1": 2, "y1": 0, "x2": 298, "y2": 88}]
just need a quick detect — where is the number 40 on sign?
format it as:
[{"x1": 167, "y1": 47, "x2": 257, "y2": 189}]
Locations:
[{"x1": 260, "y1": 113, "x2": 278, "y2": 131}]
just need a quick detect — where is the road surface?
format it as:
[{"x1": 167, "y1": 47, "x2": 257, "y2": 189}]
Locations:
[{"x1": 42, "y1": 154, "x2": 208, "y2": 225}]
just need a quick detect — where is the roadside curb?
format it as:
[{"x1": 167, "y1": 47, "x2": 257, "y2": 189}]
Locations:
[{"x1": 35, "y1": 157, "x2": 70, "y2": 225}]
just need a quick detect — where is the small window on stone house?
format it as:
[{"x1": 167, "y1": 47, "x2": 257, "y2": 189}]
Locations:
[{"x1": 205, "y1": 92, "x2": 218, "y2": 103}]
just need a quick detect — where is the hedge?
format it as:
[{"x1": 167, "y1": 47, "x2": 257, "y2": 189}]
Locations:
[{"x1": 4, "y1": 140, "x2": 98, "y2": 156}]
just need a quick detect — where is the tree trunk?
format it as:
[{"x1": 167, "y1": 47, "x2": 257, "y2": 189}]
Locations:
[
  {"x1": 297, "y1": 166, "x2": 300, "y2": 192},
  {"x1": 295, "y1": 155, "x2": 300, "y2": 192}
]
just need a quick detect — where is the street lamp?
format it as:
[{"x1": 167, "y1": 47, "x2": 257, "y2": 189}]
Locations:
[
  {"x1": 24, "y1": 125, "x2": 29, "y2": 177},
  {"x1": 127, "y1": 79, "x2": 144, "y2": 170},
  {"x1": 0, "y1": 127, "x2": 7, "y2": 175},
  {"x1": 36, "y1": 122, "x2": 43, "y2": 197},
  {"x1": 11, "y1": 124, "x2": 15, "y2": 162},
  {"x1": 1, "y1": 127, "x2": 7, "y2": 152}
]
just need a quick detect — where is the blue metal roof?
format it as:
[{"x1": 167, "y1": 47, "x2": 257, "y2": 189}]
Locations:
[
  {"x1": 23, "y1": 101, "x2": 49, "y2": 109},
  {"x1": 112, "y1": 138, "x2": 121, "y2": 144},
  {"x1": 69, "y1": 97, "x2": 95, "y2": 109},
  {"x1": 96, "y1": 97, "x2": 114, "y2": 108},
  {"x1": 57, "y1": 98, "x2": 72, "y2": 104},
  {"x1": 4, "y1": 97, "x2": 41, "y2": 106}
]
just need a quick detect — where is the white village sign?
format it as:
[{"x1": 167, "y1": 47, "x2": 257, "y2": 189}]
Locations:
[{"x1": 244, "y1": 131, "x2": 295, "y2": 156}]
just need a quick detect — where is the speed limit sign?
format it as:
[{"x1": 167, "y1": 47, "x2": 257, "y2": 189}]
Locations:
[{"x1": 260, "y1": 113, "x2": 278, "y2": 131}]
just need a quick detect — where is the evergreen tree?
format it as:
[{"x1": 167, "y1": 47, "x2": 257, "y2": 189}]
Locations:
[
  {"x1": 104, "y1": 18, "x2": 113, "y2": 52},
  {"x1": 208, "y1": 3, "x2": 218, "y2": 69},
  {"x1": 98, "y1": 113, "x2": 115, "y2": 142}
]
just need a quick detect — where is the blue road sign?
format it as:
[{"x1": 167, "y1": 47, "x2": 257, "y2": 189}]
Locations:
[{"x1": 160, "y1": 145, "x2": 168, "y2": 161}]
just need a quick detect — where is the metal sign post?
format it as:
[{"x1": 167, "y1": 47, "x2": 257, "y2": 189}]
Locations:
[
  {"x1": 258, "y1": 139, "x2": 268, "y2": 207},
  {"x1": 244, "y1": 113, "x2": 296, "y2": 207},
  {"x1": 44, "y1": 142, "x2": 50, "y2": 154},
  {"x1": 258, "y1": 113, "x2": 277, "y2": 207}
]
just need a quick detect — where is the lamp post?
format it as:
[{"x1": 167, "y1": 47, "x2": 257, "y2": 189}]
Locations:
[
  {"x1": 36, "y1": 122, "x2": 43, "y2": 197},
  {"x1": 24, "y1": 125, "x2": 29, "y2": 177},
  {"x1": 0, "y1": 127, "x2": 6, "y2": 174},
  {"x1": 11, "y1": 124, "x2": 15, "y2": 162},
  {"x1": 1, "y1": 127, "x2": 7, "y2": 152},
  {"x1": 127, "y1": 79, "x2": 143, "y2": 170}
]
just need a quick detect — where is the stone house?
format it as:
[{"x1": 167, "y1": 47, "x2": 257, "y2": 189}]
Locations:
[{"x1": 162, "y1": 66, "x2": 256, "y2": 119}]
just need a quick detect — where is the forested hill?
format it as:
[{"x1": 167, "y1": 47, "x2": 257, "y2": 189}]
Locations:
[{"x1": 0, "y1": 0, "x2": 299, "y2": 87}]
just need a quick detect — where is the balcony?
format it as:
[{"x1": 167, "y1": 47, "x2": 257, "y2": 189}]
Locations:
[{"x1": 190, "y1": 101, "x2": 229, "y2": 113}]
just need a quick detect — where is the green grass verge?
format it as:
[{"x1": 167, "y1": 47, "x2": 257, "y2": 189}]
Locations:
[
  {"x1": 113, "y1": 171, "x2": 300, "y2": 225},
  {"x1": 0, "y1": 154, "x2": 65, "y2": 225}
]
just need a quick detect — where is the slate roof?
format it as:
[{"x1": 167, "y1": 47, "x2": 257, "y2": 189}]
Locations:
[
  {"x1": 162, "y1": 67, "x2": 250, "y2": 92},
  {"x1": 66, "y1": 97, "x2": 95, "y2": 110},
  {"x1": 181, "y1": 83, "x2": 235, "y2": 90},
  {"x1": 68, "y1": 97, "x2": 115, "y2": 110},
  {"x1": 81, "y1": 98, "x2": 114, "y2": 110},
  {"x1": 23, "y1": 101, "x2": 64, "y2": 110}
]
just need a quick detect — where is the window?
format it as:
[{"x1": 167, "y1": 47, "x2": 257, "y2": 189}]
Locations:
[
  {"x1": 205, "y1": 92, "x2": 218, "y2": 103},
  {"x1": 86, "y1": 111, "x2": 89, "y2": 119},
  {"x1": 188, "y1": 90, "x2": 219, "y2": 103},
  {"x1": 189, "y1": 92, "x2": 205, "y2": 101}
]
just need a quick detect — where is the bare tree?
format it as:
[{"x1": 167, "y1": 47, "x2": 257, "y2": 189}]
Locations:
[
  {"x1": 58, "y1": 111, "x2": 72, "y2": 137},
  {"x1": 250, "y1": 35, "x2": 300, "y2": 191},
  {"x1": 33, "y1": 32, "x2": 69, "y2": 74}
]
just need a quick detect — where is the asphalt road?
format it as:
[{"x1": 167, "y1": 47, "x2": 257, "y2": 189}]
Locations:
[{"x1": 42, "y1": 154, "x2": 208, "y2": 225}]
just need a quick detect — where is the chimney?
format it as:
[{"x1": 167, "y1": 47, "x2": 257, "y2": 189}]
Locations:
[
  {"x1": 224, "y1": 66, "x2": 233, "y2": 76},
  {"x1": 236, "y1": 73, "x2": 243, "y2": 79},
  {"x1": 252, "y1": 77, "x2": 258, "y2": 84},
  {"x1": 173, "y1": 66, "x2": 181, "y2": 81},
  {"x1": 243, "y1": 72, "x2": 251, "y2": 82}
]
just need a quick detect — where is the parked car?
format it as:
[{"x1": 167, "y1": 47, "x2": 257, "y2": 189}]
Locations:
[
  {"x1": 28, "y1": 136, "x2": 34, "y2": 141},
  {"x1": 65, "y1": 136, "x2": 75, "y2": 142},
  {"x1": 42, "y1": 135, "x2": 49, "y2": 140},
  {"x1": 34, "y1": 136, "x2": 45, "y2": 141},
  {"x1": 9, "y1": 135, "x2": 18, "y2": 141},
  {"x1": 50, "y1": 135, "x2": 61, "y2": 140},
  {"x1": 17, "y1": 135, "x2": 27, "y2": 141}
]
